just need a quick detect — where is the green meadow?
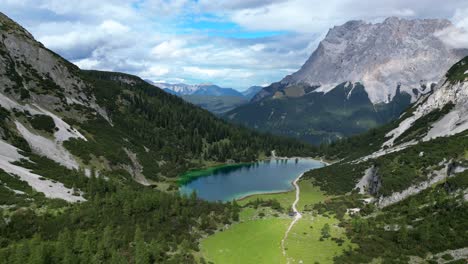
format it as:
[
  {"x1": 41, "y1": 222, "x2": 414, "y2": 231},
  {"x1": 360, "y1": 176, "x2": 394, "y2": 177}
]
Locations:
[
  {"x1": 201, "y1": 218, "x2": 289, "y2": 264},
  {"x1": 201, "y1": 180, "x2": 352, "y2": 264},
  {"x1": 284, "y1": 214, "x2": 352, "y2": 264}
]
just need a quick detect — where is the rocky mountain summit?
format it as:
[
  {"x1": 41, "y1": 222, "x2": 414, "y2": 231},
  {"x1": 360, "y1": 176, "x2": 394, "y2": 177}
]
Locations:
[{"x1": 254, "y1": 17, "x2": 466, "y2": 103}]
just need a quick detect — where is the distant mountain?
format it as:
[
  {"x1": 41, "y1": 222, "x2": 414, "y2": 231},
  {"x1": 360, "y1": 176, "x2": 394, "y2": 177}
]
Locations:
[
  {"x1": 242, "y1": 86, "x2": 263, "y2": 100},
  {"x1": 153, "y1": 82, "x2": 244, "y2": 97},
  {"x1": 181, "y1": 95, "x2": 247, "y2": 115},
  {"x1": 227, "y1": 17, "x2": 468, "y2": 144},
  {"x1": 146, "y1": 81, "x2": 255, "y2": 114}
]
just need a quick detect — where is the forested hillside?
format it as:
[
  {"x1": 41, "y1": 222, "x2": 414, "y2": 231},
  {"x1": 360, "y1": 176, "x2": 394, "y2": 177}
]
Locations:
[{"x1": 66, "y1": 70, "x2": 315, "y2": 180}]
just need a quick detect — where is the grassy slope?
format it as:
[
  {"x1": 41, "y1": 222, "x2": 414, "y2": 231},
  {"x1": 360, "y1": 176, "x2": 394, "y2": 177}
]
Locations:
[
  {"x1": 238, "y1": 179, "x2": 327, "y2": 210},
  {"x1": 285, "y1": 215, "x2": 352, "y2": 264},
  {"x1": 201, "y1": 218, "x2": 290, "y2": 264}
]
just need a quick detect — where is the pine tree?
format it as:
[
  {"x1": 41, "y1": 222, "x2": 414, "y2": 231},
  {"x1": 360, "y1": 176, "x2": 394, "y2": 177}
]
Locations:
[
  {"x1": 134, "y1": 226, "x2": 149, "y2": 264},
  {"x1": 321, "y1": 223, "x2": 331, "y2": 239}
]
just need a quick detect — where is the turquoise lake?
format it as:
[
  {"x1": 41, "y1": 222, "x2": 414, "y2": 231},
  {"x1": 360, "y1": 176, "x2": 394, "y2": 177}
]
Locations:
[{"x1": 179, "y1": 158, "x2": 324, "y2": 202}]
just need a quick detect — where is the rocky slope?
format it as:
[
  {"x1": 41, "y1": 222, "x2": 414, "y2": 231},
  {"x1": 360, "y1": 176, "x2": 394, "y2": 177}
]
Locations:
[
  {"x1": 228, "y1": 17, "x2": 468, "y2": 144},
  {"x1": 242, "y1": 85, "x2": 263, "y2": 100}
]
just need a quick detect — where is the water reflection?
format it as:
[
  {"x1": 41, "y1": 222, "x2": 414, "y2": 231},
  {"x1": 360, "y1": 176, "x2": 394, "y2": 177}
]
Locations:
[{"x1": 180, "y1": 158, "x2": 324, "y2": 202}]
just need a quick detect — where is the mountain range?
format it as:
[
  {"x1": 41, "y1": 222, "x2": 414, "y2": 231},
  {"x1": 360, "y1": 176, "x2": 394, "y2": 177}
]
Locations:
[
  {"x1": 154, "y1": 82, "x2": 244, "y2": 97},
  {"x1": 148, "y1": 81, "x2": 263, "y2": 114},
  {"x1": 227, "y1": 17, "x2": 468, "y2": 144}
]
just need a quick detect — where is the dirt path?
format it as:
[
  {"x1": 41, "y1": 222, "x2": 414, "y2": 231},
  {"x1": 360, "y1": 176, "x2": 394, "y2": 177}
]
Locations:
[{"x1": 281, "y1": 172, "x2": 304, "y2": 263}]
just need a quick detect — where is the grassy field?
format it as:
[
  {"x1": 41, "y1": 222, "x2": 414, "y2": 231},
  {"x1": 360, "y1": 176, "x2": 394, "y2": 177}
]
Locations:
[
  {"x1": 237, "y1": 179, "x2": 328, "y2": 210},
  {"x1": 201, "y1": 180, "x2": 348, "y2": 264},
  {"x1": 284, "y1": 214, "x2": 353, "y2": 264},
  {"x1": 201, "y1": 218, "x2": 290, "y2": 264},
  {"x1": 297, "y1": 180, "x2": 328, "y2": 211},
  {"x1": 237, "y1": 189, "x2": 296, "y2": 209}
]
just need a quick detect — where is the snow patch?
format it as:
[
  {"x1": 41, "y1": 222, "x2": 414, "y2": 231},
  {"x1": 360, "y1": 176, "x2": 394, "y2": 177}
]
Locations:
[
  {"x1": 346, "y1": 82, "x2": 356, "y2": 100},
  {"x1": 0, "y1": 139, "x2": 85, "y2": 202}
]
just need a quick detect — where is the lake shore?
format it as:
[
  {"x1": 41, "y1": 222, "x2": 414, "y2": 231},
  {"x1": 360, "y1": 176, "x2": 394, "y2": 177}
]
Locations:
[
  {"x1": 236, "y1": 158, "x2": 328, "y2": 202},
  {"x1": 178, "y1": 162, "x2": 251, "y2": 185},
  {"x1": 179, "y1": 157, "x2": 328, "y2": 201}
]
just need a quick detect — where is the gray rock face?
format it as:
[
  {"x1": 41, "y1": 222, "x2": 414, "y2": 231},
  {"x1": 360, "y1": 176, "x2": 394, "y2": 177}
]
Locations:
[
  {"x1": 280, "y1": 17, "x2": 467, "y2": 104},
  {"x1": 0, "y1": 12, "x2": 105, "y2": 118}
]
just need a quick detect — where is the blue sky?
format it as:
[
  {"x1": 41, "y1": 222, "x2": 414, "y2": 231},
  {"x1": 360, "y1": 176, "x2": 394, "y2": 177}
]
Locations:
[{"x1": 1, "y1": 0, "x2": 468, "y2": 90}]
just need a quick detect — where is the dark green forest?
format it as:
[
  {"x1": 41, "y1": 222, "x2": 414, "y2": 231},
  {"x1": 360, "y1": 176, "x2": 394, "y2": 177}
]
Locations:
[{"x1": 0, "y1": 166, "x2": 239, "y2": 263}]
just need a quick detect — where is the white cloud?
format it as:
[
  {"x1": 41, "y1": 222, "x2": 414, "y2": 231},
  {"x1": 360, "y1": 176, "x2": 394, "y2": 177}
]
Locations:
[
  {"x1": 2, "y1": 0, "x2": 468, "y2": 89},
  {"x1": 183, "y1": 66, "x2": 254, "y2": 79},
  {"x1": 220, "y1": 0, "x2": 468, "y2": 33},
  {"x1": 141, "y1": 66, "x2": 171, "y2": 77},
  {"x1": 435, "y1": 7, "x2": 468, "y2": 49},
  {"x1": 249, "y1": 44, "x2": 266, "y2": 51},
  {"x1": 74, "y1": 58, "x2": 100, "y2": 69},
  {"x1": 151, "y1": 39, "x2": 188, "y2": 59}
]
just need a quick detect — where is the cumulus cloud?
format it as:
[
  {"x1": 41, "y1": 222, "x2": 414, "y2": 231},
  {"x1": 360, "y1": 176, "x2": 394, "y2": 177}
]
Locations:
[
  {"x1": 225, "y1": 0, "x2": 468, "y2": 33},
  {"x1": 2, "y1": 0, "x2": 468, "y2": 89},
  {"x1": 36, "y1": 19, "x2": 133, "y2": 60},
  {"x1": 140, "y1": 66, "x2": 171, "y2": 77},
  {"x1": 435, "y1": 8, "x2": 468, "y2": 49},
  {"x1": 151, "y1": 39, "x2": 188, "y2": 59}
]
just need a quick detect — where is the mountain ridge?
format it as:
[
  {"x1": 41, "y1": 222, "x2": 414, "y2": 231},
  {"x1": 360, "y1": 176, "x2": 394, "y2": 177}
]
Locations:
[{"x1": 152, "y1": 81, "x2": 244, "y2": 97}]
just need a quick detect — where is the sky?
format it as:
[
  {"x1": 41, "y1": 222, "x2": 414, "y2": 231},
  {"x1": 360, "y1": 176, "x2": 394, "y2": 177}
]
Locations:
[{"x1": 2, "y1": 0, "x2": 468, "y2": 91}]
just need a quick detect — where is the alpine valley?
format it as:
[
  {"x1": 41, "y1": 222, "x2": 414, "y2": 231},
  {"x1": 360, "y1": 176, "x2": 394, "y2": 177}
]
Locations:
[
  {"x1": 0, "y1": 12, "x2": 314, "y2": 263},
  {"x1": 0, "y1": 8, "x2": 467, "y2": 264},
  {"x1": 148, "y1": 82, "x2": 262, "y2": 114}
]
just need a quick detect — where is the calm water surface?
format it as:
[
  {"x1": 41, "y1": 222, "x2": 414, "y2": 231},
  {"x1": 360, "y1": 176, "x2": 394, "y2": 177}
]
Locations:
[{"x1": 179, "y1": 158, "x2": 324, "y2": 202}]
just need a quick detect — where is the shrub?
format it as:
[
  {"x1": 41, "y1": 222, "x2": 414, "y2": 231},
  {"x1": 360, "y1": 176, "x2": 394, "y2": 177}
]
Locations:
[{"x1": 29, "y1": 115, "x2": 56, "y2": 133}]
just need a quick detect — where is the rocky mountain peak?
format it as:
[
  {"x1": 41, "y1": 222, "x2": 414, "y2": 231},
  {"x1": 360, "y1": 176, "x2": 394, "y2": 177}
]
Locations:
[{"x1": 280, "y1": 17, "x2": 466, "y2": 104}]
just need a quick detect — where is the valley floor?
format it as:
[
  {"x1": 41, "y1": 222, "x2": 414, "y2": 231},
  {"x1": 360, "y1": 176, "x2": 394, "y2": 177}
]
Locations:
[{"x1": 200, "y1": 181, "x2": 353, "y2": 264}]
